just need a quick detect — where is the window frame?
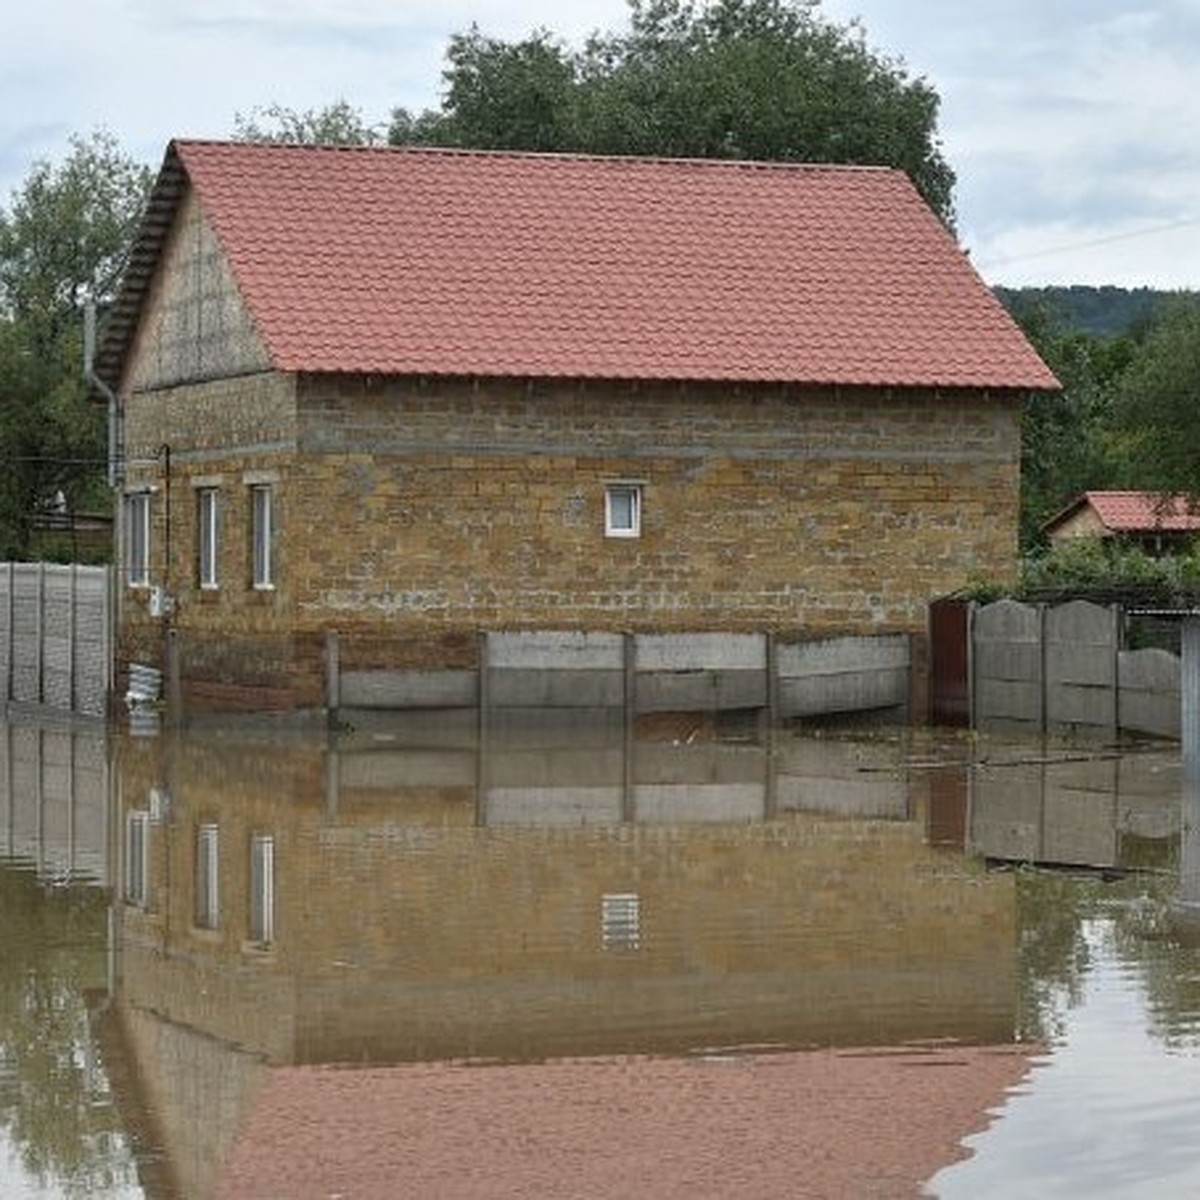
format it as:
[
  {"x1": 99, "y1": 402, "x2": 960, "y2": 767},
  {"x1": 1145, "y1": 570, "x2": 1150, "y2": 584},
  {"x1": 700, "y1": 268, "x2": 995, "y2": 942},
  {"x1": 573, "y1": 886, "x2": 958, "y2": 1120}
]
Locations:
[
  {"x1": 604, "y1": 482, "x2": 642, "y2": 539},
  {"x1": 124, "y1": 810, "x2": 150, "y2": 908},
  {"x1": 250, "y1": 484, "x2": 274, "y2": 589},
  {"x1": 249, "y1": 833, "x2": 276, "y2": 947},
  {"x1": 194, "y1": 822, "x2": 220, "y2": 931},
  {"x1": 126, "y1": 490, "x2": 151, "y2": 587},
  {"x1": 197, "y1": 486, "x2": 219, "y2": 590}
]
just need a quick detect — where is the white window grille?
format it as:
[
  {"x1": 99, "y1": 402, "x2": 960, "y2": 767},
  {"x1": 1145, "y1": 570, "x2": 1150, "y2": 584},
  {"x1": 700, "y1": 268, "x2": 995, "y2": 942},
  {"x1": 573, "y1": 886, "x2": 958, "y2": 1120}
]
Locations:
[{"x1": 601, "y1": 892, "x2": 641, "y2": 951}]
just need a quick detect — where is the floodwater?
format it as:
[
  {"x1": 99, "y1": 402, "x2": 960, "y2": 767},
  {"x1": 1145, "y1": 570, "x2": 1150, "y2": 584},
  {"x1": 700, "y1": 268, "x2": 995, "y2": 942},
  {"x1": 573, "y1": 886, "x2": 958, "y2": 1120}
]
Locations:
[{"x1": 1, "y1": 712, "x2": 1199, "y2": 1197}]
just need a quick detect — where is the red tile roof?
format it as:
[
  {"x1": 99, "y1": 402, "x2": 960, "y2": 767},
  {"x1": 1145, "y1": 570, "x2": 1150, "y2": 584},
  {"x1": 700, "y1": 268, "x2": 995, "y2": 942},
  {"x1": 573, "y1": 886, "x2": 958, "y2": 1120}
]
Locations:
[
  {"x1": 103, "y1": 141, "x2": 1059, "y2": 390},
  {"x1": 1050, "y1": 491, "x2": 1200, "y2": 535}
]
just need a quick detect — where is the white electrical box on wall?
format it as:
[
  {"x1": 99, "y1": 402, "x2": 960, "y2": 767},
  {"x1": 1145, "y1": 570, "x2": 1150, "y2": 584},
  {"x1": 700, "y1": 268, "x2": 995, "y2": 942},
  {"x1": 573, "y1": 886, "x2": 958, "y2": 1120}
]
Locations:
[{"x1": 148, "y1": 587, "x2": 174, "y2": 618}]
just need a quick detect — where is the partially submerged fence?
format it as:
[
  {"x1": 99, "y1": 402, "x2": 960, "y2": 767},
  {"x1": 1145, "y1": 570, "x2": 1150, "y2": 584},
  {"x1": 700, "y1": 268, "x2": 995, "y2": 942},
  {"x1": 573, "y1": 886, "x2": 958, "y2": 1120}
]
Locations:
[
  {"x1": 0, "y1": 564, "x2": 112, "y2": 719},
  {"x1": 960, "y1": 598, "x2": 1180, "y2": 738},
  {"x1": 328, "y1": 630, "x2": 912, "y2": 725}
]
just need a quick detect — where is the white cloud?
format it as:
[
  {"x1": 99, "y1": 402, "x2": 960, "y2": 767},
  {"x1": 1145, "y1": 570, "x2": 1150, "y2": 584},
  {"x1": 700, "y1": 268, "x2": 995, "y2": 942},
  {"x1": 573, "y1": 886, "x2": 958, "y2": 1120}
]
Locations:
[{"x1": 3, "y1": 0, "x2": 1200, "y2": 287}]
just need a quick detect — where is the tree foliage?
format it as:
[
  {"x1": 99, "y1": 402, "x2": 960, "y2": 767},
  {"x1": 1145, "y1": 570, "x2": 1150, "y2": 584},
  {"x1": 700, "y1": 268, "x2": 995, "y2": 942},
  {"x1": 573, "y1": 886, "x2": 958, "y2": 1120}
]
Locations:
[
  {"x1": 233, "y1": 99, "x2": 384, "y2": 146},
  {"x1": 1002, "y1": 292, "x2": 1141, "y2": 549},
  {"x1": 390, "y1": 0, "x2": 956, "y2": 224},
  {"x1": 1110, "y1": 298, "x2": 1200, "y2": 499},
  {"x1": 0, "y1": 131, "x2": 152, "y2": 559}
]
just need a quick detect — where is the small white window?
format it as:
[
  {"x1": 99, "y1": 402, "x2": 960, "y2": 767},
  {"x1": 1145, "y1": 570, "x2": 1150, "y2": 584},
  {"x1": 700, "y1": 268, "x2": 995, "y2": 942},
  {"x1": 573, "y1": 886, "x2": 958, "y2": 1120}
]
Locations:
[
  {"x1": 195, "y1": 822, "x2": 220, "y2": 930},
  {"x1": 126, "y1": 491, "x2": 151, "y2": 587},
  {"x1": 249, "y1": 833, "x2": 275, "y2": 946},
  {"x1": 197, "y1": 487, "x2": 219, "y2": 589},
  {"x1": 250, "y1": 484, "x2": 274, "y2": 588},
  {"x1": 605, "y1": 483, "x2": 642, "y2": 538}
]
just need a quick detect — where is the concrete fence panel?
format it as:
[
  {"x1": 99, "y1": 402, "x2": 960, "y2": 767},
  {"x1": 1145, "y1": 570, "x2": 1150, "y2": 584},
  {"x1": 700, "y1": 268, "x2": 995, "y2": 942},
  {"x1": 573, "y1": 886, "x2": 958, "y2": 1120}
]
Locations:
[
  {"x1": 973, "y1": 599, "x2": 1042, "y2": 727},
  {"x1": 0, "y1": 564, "x2": 111, "y2": 718},
  {"x1": 634, "y1": 632, "x2": 766, "y2": 713},
  {"x1": 777, "y1": 635, "x2": 909, "y2": 718},
  {"x1": 1045, "y1": 601, "x2": 1118, "y2": 731},
  {"x1": 1119, "y1": 648, "x2": 1181, "y2": 739},
  {"x1": 488, "y1": 631, "x2": 625, "y2": 709}
]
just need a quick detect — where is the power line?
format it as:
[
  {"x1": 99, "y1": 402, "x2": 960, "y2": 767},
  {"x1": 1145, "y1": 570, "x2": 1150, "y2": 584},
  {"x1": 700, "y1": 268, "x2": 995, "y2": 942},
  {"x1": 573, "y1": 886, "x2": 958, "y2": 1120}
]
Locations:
[{"x1": 977, "y1": 216, "x2": 1200, "y2": 271}]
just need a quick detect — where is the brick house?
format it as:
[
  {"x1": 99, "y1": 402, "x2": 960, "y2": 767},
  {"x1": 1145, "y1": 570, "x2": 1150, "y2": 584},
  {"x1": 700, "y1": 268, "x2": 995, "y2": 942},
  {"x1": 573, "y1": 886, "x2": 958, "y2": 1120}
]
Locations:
[
  {"x1": 95, "y1": 140, "x2": 1056, "y2": 713},
  {"x1": 1043, "y1": 490, "x2": 1200, "y2": 554}
]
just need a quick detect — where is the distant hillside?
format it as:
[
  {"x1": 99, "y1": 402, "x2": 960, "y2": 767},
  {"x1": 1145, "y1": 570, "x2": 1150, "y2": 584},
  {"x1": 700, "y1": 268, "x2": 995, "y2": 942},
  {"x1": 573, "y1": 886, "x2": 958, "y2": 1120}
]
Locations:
[{"x1": 993, "y1": 285, "x2": 1196, "y2": 338}]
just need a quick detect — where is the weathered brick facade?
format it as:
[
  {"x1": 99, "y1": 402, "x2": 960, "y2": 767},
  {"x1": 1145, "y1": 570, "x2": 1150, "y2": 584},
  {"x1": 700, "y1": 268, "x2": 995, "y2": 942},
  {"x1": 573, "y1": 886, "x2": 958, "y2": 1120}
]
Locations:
[
  {"x1": 121, "y1": 370, "x2": 1020, "y2": 706},
  {"x1": 114, "y1": 174, "x2": 1028, "y2": 713}
]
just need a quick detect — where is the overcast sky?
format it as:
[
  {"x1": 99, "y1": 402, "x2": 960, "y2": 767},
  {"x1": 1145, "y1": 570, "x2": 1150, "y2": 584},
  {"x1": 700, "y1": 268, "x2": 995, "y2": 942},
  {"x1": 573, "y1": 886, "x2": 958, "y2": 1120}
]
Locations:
[{"x1": 2, "y1": 0, "x2": 1198, "y2": 290}]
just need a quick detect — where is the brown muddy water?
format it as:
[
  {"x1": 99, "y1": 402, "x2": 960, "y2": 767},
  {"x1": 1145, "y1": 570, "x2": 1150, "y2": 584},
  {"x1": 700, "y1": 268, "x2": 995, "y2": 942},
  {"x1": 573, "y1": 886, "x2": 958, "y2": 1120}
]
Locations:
[{"x1": 1, "y1": 714, "x2": 1199, "y2": 1197}]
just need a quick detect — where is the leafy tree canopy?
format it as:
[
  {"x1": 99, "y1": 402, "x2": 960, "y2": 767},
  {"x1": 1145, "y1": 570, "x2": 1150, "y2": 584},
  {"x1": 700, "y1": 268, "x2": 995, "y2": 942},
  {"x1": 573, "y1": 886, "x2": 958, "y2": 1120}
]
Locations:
[
  {"x1": 0, "y1": 130, "x2": 152, "y2": 558},
  {"x1": 1005, "y1": 292, "x2": 1140, "y2": 549},
  {"x1": 390, "y1": 0, "x2": 956, "y2": 224},
  {"x1": 1110, "y1": 297, "x2": 1200, "y2": 501},
  {"x1": 233, "y1": 99, "x2": 385, "y2": 146}
]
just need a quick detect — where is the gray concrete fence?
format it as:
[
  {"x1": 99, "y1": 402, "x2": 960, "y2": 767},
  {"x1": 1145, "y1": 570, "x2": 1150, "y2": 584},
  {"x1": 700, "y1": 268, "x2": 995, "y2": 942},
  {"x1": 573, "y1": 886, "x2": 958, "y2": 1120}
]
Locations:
[
  {"x1": 972, "y1": 598, "x2": 1180, "y2": 738},
  {"x1": 330, "y1": 630, "x2": 912, "y2": 726},
  {"x1": 0, "y1": 564, "x2": 112, "y2": 719}
]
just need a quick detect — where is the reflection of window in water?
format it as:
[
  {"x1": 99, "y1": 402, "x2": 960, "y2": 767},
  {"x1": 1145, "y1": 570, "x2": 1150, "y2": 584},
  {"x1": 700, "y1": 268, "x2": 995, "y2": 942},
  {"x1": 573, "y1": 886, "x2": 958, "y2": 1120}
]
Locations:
[
  {"x1": 601, "y1": 892, "x2": 641, "y2": 951},
  {"x1": 249, "y1": 833, "x2": 275, "y2": 946},
  {"x1": 195, "y1": 822, "x2": 220, "y2": 930},
  {"x1": 124, "y1": 811, "x2": 149, "y2": 908}
]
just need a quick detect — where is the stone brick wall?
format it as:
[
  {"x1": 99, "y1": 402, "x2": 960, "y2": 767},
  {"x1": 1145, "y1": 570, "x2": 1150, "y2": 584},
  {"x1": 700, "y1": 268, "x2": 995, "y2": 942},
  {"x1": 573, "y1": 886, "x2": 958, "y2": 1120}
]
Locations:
[
  {"x1": 118, "y1": 303, "x2": 1020, "y2": 706},
  {"x1": 289, "y1": 374, "x2": 1019, "y2": 638}
]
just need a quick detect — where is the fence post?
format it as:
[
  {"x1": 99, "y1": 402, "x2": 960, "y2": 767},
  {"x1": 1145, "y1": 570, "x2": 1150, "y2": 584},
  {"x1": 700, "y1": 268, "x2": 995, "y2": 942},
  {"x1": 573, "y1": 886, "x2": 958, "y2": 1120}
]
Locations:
[
  {"x1": 67, "y1": 565, "x2": 77, "y2": 713},
  {"x1": 324, "y1": 630, "x2": 340, "y2": 717},
  {"x1": 35, "y1": 565, "x2": 45, "y2": 706},
  {"x1": 3, "y1": 563, "x2": 11, "y2": 706},
  {"x1": 622, "y1": 632, "x2": 636, "y2": 823},
  {"x1": 476, "y1": 631, "x2": 490, "y2": 826},
  {"x1": 1037, "y1": 603, "x2": 1048, "y2": 735},
  {"x1": 1111, "y1": 604, "x2": 1122, "y2": 740},
  {"x1": 166, "y1": 629, "x2": 182, "y2": 728}
]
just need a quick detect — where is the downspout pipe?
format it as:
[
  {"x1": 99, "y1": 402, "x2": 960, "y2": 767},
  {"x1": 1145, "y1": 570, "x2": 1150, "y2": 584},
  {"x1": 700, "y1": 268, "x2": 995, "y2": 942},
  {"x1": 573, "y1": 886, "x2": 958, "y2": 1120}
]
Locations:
[{"x1": 83, "y1": 299, "x2": 122, "y2": 489}]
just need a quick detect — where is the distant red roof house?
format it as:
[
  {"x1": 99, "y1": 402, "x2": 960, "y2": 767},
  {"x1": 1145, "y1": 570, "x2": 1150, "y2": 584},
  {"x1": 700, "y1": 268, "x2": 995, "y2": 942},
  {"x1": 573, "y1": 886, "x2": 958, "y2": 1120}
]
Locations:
[
  {"x1": 102, "y1": 141, "x2": 1057, "y2": 716},
  {"x1": 1043, "y1": 491, "x2": 1200, "y2": 549}
]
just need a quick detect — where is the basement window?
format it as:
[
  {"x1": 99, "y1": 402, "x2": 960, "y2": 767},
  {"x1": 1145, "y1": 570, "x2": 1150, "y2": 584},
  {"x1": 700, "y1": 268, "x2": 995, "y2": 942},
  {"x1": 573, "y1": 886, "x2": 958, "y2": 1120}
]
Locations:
[{"x1": 605, "y1": 483, "x2": 642, "y2": 538}]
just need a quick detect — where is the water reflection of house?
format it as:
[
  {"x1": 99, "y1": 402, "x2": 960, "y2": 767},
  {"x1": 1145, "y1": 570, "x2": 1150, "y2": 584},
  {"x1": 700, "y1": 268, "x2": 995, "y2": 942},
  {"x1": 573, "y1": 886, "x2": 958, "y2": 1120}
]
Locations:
[{"x1": 104, "y1": 730, "x2": 1017, "y2": 1198}]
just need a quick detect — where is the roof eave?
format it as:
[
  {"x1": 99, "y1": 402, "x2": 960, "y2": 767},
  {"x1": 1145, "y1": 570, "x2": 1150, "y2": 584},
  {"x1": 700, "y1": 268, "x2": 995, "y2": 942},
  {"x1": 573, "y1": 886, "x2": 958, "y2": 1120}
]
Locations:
[{"x1": 92, "y1": 141, "x2": 190, "y2": 394}]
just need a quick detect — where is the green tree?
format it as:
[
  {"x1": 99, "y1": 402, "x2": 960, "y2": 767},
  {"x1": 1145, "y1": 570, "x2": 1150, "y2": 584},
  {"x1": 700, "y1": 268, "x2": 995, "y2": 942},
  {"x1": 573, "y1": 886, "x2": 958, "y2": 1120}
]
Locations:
[
  {"x1": 233, "y1": 99, "x2": 384, "y2": 145},
  {"x1": 0, "y1": 130, "x2": 152, "y2": 559},
  {"x1": 1111, "y1": 297, "x2": 1200, "y2": 499},
  {"x1": 391, "y1": 0, "x2": 956, "y2": 224},
  {"x1": 1004, "y1": 292, "x2": 1138, "y2": 549}
]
